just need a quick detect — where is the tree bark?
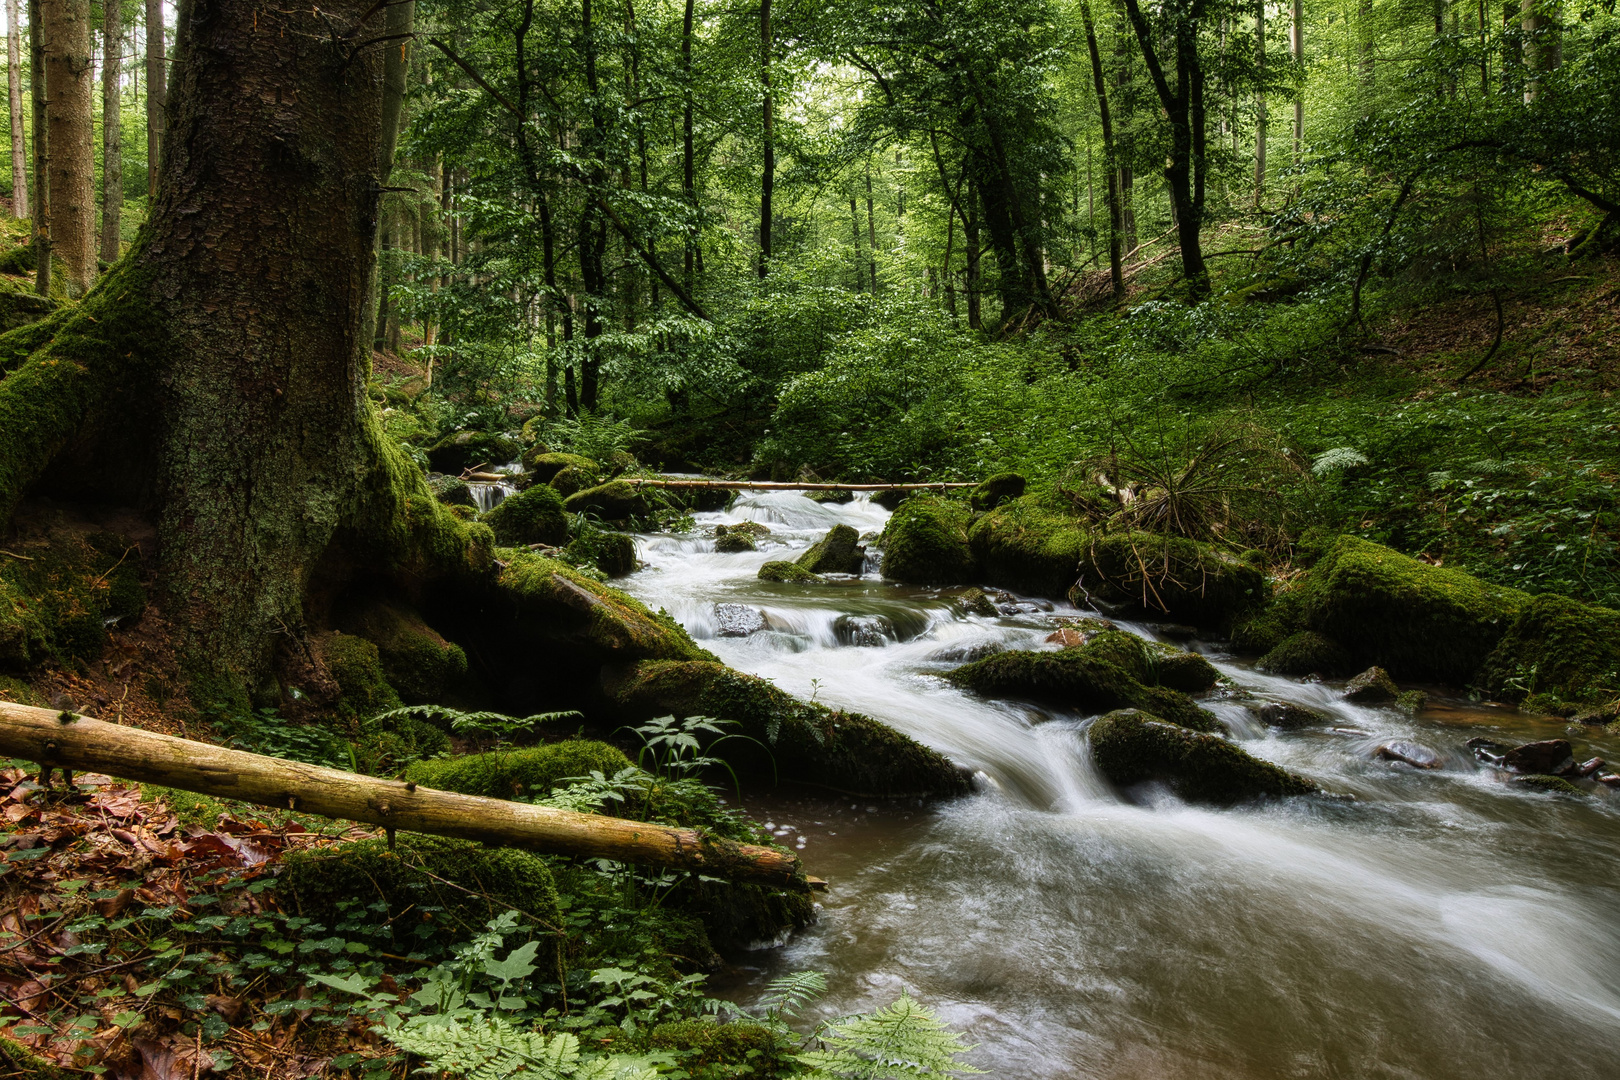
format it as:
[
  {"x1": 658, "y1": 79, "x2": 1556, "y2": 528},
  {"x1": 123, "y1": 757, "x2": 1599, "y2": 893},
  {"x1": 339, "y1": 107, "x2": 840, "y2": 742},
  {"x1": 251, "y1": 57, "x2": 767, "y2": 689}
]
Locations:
[
  {"x1": 681, "y1": 0, "x2": 695, "y2": 290},
  {"x1": 1521, "y1": 0, "x2": 1560, "y2": 101},
  {"x1": 1292, "y1": 0, "x2": 1304, "y2": 162},
  {"x1": 1254, "y1": 0, "x2": 1266, "y2": 207},
  {"x1": 0, "y1": 703, "x2": 808, "y2": 890},
  {"x1": 5, "y1": 0, "x2": 26, "y2": 220},
  {"x1": 42, "y1": 0, "x2": 93, "y2": 296},
  {"x1": 849, "y1": 192, "x2": 864, "y2": 290},
  {"x1": 1079, "y1": 0, "x2": 1124, "y2": 302},
  {"x1": 99, "y1": 0, "x2": 121, "y2": 258},
  {"x1": 28, "y1": 0, "x2": 48, "y2": 295},
  {"x1": 865, "y1": 159, "x2": 877, "y2": 289},
  {"x1": 758, "y1": 0, "x2": 771, "y2": 278},
  {"x1": 144, "y1": 0, "x2": 163, "y2": 198}
]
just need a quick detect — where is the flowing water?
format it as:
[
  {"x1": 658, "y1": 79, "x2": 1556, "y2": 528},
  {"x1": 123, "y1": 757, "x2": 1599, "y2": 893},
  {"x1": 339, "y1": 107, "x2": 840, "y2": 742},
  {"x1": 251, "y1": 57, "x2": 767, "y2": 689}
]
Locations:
[{"x1": 621, "y1": 493, "x2": 1620, "y2": 1079}]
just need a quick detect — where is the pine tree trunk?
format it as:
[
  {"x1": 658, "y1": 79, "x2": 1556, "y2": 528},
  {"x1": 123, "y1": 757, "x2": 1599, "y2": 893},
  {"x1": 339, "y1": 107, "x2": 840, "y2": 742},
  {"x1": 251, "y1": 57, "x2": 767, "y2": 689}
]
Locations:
[
  {"x1": 99, "y1": 0, "x2": 121, "y2": 258},
  {"x1": 5, "y1": 0, "x2": 27, "y2": 220},
  {"x1": 143, "y1": 0, "x2": 163, "y2": 198},
  {"x1": 42, "y1": 0, "x2": 93, "y2": 296},
  {"x1": 28, "y1": 0, "x2": 49, "y2": 295}
]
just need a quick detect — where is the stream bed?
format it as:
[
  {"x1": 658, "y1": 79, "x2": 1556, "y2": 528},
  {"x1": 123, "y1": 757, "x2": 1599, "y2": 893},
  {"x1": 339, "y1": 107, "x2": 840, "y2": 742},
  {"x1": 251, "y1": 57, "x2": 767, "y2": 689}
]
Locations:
[{"x1": 620, "y1": 492, "x2": 1620, "y2": 1079}]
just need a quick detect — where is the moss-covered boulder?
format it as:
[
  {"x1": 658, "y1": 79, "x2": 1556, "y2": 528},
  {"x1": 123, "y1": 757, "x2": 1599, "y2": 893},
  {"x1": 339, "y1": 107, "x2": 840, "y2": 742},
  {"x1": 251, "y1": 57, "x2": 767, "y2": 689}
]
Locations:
[
  {"x1": 483, "y1": 484, "x2": 569, "y2": 547},
  {"x1": 572, "y1": 530, "x2": 637, "y2": 577},
  {"x1": 549, "y1": 462, "x2": 601, "y2": 498},
  {"x1": 1297, "y1": 535, "x2": 1527, "y2": 684},
  {"x1": 1343, "y1": 666, "x2": 1399, "y2": 703},
  {"x1": 0, "y1": 290, "x2": 57, "y2": 334},
  {"x1": 1512, "y1": 773, "x2": 1584, "y2": 795},
  {"x1": 874, "y1": 488, "x2": 910, "y2": 511},
  {"x1": 279, "y1": 834, "x2": 560, "y2": 953},
  {"x1": 796, "y1": 523, "x2": 865, "y2": 574},
  {"x1": 649, "y1": 1019, "x2": 784, "y2": 1072},
  {"x1": 525, "y1": 449, "x2": 597, "y2": 481},
  {"x1": 1148, "y1": 646, "x2": 1221, "y2": 692},
  {"x1": 879, "y1": 496, "x2": 975, "y2": 584},
  {"x1": 714, "y1": 523, "x2": 758, "y2": 553},
  {"x1": 970, "y1": 472, "x2": 1026, "y2": 512},
  {"x1": 563, "y1": 480, "x2": 648, "y2": 522},
  {"x1": 1257, "y1": 630, "x2": 1353, "y2": 677},
  {"x1": 0, "y1": 523, "x2": 146, "y2": 670},
  {"x1": 1476, "y1": 592, "x2": 1620, "y2": 706},
  {"x1": 759, "y1": 560, "x2": 822, "y2": 584},
  {"x1": 406, "y1": 740, "x2": 633, "y2": 799},
  {"x1": 947, "y1": 642, "x2": 1220, "y2": 731},
  {"x1": 1071, "y1": 532, "x2": 1267, "y2": 630},
  {"x1": 336, "y1": 600, "x2": 468, "y2": 704},
  {"x1": 1088, "y1": 709, "x2": 1318, "y2": 803},
  {"x1": 967, "y1": 495, "x2": 1091, "y2": 597},
  {"x1": 426, "y1": 473, "x2": 477, "y2": 508},
  {"x1": 600, "y1": 660, "x2": 971, "y2": 797},
  {"x1": 1250, "y1": 701, "x2": 1331, "y2": 728},
  {"x1": 426, "y1": 430, "x2": 521, "y2": 473},
  {"x1": 808, "y1": 488, "x2": 854, "y2": 504},
  {"x1": 495, "y1": 553, "x2": 715, "y2": 663},
  {"x1": 316, "y1": 631, "x2": 404, "y2": 718}
]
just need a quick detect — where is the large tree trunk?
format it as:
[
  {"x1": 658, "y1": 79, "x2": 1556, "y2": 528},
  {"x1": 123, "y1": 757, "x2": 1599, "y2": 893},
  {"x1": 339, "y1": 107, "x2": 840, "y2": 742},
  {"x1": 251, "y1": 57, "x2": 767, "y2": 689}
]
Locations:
[
  {"x1": 5, "y1": 0, "x2": 26, "y2": 221},
  {"x1": 0, "y1": 0, "x2": 471, "y2": 702},
  {"x1": 42, "y1": 0, "x2": 93, "y2": 296},
  {"x1": 99, "y1": 0, "x2": 121, "y2": 258},
  {"x1": 144, "y1": 0, "x2": 163, "y2": 198}
]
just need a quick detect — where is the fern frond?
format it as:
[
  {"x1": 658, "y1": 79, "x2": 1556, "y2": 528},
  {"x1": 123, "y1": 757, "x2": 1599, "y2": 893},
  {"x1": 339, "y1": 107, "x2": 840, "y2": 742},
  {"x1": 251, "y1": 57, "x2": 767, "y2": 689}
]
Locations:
[
  {"x1": 796, "y1": 992, "x2": 983, "y2": 1079},
  {"x1": 1311, "y1": 446, "x2": 1369, "y2": 476},
  {"x1": 385, "y1": 1017, "x2": 658, "y2": 1080},
  {"x1": 758, "y1": 969, "x2": 827, "y2": 1020}
]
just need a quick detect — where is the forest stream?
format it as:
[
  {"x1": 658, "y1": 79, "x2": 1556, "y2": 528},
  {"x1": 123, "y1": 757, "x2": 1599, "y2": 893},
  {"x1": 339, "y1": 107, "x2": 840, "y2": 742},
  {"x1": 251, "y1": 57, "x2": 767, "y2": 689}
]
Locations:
[{"x1": 616, "y1": 491, "x2": 1620, "y2": 1080}]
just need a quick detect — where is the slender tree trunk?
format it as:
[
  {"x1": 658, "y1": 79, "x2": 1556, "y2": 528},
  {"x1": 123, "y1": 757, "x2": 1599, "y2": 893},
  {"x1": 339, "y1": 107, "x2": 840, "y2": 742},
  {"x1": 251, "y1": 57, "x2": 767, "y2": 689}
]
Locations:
[
  {"x1": 964, "y1": 176, "x2": 981, "y2": 329},
  {"x1": 27, "y1": 0, "x2": 46, "y2": 294},
  {"x1": 43, "y1": 0, "x2": 93, "y2": 295},
  {"x1": 681, "y1": 0, "x2": 695, "y2": 291},
  {"x1": 1079, "y1": 0, "x2": 1124, "y2": 302},
  {"x1": 1292, "y1": 0, "x2": 1304, "y2": 161},
  {"x1": 6, "y1": 0, "x2": 26, "y2": 220},
  {"x1": 144, "y1": 0, "x2": 163, "y2": 198},
  {"x1": 1254, "y1": 0, "x2": 1266, "y2": 206},
  {"x1": 865, "y1": 159, "x2": 877, "y2": 290},
  {"x1": 98, "y1": 0, "x2": 120, "y2": 257},
  {"x1": 1521, "y1": 0, "x2": 1560, "y2": 101},
  {"x1": 849, "y1": 193, "x2": 864, "y2": 290},
  {"x1": 758, "y1": 0, "x2": 772, "y2": 278}
]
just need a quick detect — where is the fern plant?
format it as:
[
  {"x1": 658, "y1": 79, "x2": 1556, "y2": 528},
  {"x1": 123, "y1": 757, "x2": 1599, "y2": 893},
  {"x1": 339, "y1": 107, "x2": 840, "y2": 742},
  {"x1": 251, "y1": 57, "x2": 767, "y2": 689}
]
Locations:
[
  {"x1": 796, "y1": 992, "x2": 983, "y2": 1080},
  {"x1": 384, "y1": 1018, "x2": 664, "y2": 1080},
  {"x1": 372, "y1": 704, "x2": 585, "y2": 751}
]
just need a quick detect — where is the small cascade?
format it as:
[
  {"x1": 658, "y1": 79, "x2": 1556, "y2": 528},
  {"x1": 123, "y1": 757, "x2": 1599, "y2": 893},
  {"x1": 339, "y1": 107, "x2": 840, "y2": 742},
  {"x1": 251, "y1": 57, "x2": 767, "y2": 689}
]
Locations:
[{"x1": 466, "y1": 481, "x2": 516, "y2": 513}]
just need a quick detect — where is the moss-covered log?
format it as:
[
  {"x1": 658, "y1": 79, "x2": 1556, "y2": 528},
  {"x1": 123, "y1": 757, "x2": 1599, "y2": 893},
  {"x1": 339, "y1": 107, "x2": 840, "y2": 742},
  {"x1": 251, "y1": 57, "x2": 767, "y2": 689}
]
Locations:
[{"x1": 0, "y1": 702, "x2": 808, "y2": 889}]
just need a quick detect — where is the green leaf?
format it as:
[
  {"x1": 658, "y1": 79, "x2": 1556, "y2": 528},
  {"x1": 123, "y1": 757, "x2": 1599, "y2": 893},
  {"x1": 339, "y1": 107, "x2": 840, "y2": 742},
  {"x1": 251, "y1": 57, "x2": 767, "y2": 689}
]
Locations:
[{"x1": 483, "y1": 939, "x2": 540, "y2": 983}]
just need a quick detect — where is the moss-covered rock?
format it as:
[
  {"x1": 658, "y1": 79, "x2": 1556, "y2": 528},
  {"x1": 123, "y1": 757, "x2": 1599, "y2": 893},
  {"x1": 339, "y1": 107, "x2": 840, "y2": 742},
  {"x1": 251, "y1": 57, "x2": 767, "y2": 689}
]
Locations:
[
  {"x1": 563, "y1": 480, "x2": 648, "y2": 522},
  {"x1": 317, "y1": 631, "x2": 404, "y2": 718},
  {"x1": 878, "y1": 496, "x2": 974, "y2": 584},
  {"x1": 1250, "y1": 701, "x2": 1331, "y2": 728},
  {"x1": 648, "y1": 1018, "x2": 784, "y2": 1073},
  {"x1": 426, "y1": 473, "x2": 477, "y2": 508},
  {"x1": 808, "y1": 488, "x2": 854, "y2": 504},
  {"x1": 1257, "y1": 630, "x2": 1353, "y2": 677},
  {"x1": 497, "y1": 553, "x2": 715, "y2": 664},
  {"x1": 1512, "y1": 773, "x2": 1583, "y2": 795},
  {"x1": 483, "y1": 484, "x2": 569, "y2": 547},
  {"x1": 525, "y1": 449, "x2": 598, "y2": 481},
  {"x1": 1298, "y1": 535, "x2": 1527, "y2": 684},
  {"x1": 600, "y1": 660, "x2": 971, "y2": 797},
  {"x1": 549, "y1": 462, "x2": 601, "y2": 498},
  {"x1": 714, "y1": 524, "x2": 758, "y2": 553},
  {"x1": 1071, "y1": 532, "x2": 1267, "y2": 630},
  {"x1": 874, "y1": 488, "x2": 910, "y2": 511},
  {"x1": 758, "y1": 560, "x2": 822, "y2": 584},
  {"x1": 0, "y1": 290, "x2": 58, "y2": 334},
  {"x1": 947, "y1": 644, "x2": 1221, "y2": 731},
  {"x1": 971, "y1": 472, "x2": 1026, "y2": 512},
  {"x1": 1395, "y1": 689, "x2": 1428, "y2": 714},
  {"x1": 1148, "y1": 645, "x2": 1221, "y2": 692},
  {"x1": 1342, "y1": 666, "x2": 1399, "y2": 703},
  {"x1": 1228, "y1": 588, "x2": 1308, "y2": 656},
  {"x1": 967, "y1": 495, "x2": 1091, "y2": 597},
  {"x1": 951, "y1": 587, "x2": 1000, "y2": 617},
  {"x1": 574, "y1": 530, "x2": 637, "y2": 577},
  {"x1": 1476, "y1": 592, "x2": 1620, "y2": 706},
  {"x1": 406, "y1": 740, "x2": 633, "y2": 800},
  {"x1": 426, "y1": 430, "x2": 521, "y2": 473},
  {"x1": 335, "y1": 600, "x2": 468, "y2": 704},
  {"x1": 0, "y1": 1033, "x2": 72, "y2": 1079},
  {"x1": 796, "y1": 523, "x2": 865, "y2": 574},
  {"x1": 279, "y1": 834, "x2": 561, "y2": 952},
  {"x1": 0, "y1": 523, "x2": 146, "y2": 670},
  {"x1": 1088, "y1": 708, "x2": 1318, "y2": 803}
]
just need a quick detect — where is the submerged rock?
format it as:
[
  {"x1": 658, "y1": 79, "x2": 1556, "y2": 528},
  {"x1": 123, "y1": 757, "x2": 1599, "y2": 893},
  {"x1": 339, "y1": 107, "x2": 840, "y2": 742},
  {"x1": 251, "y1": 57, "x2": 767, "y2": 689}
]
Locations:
[
  {"x1": 927, "y1": 639, "x2": 1005, "y2": 663},
  {"x1": 758, "y1": 560, "x2": 823, "y2": 584},
  {"x1": 796, "y1": 524, "x2": 866, "y2": 574},
  {"x1": 1252, "y1": 701, "x2": 1331, "y2": 729},
  {"x1": 1512, "y1": 773, "x2": 1583, "y2": 795},
  {"x1": 1088, "y1": 709, "x2": 1318, "y2": 804},
  {"x1": 834, "y1": 613, "x2": 894, "y2": 647},
  {"x1": 1257, "y1": 630, "x2": 1353, "y2": 677},
  {"x1": 951, "y1": 587, "x2": 1000, "y2": 618},
  {"x1": 714, "y1": 604, "x2": 767, "y2": 637},
  {"x1": 1376, "y1": 740, "x2": 1443, "y2": 769},
  {"x1": 1502, "y1": 739, "x2": 1575, "y2": 776},
  {"x1": 1573, "y1": 757, "x2": 1606, "y2": 778},
  {"x1": 879, "y1": 496, "x2": 976, "y2": 584},
  {"x1": 1342, "y1": 666, "x2": 1399, "y2": 703}
]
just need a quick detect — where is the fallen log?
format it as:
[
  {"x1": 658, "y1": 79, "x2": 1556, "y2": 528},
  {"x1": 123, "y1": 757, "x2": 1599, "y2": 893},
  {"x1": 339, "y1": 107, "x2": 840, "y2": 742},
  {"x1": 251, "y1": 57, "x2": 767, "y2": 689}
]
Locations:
[
  {"x1": 0, "y1": 703, "x2": 808, "y2": 891},
  {"x1": 624, "y1": 478, "x2": 976, "y2": 491}
]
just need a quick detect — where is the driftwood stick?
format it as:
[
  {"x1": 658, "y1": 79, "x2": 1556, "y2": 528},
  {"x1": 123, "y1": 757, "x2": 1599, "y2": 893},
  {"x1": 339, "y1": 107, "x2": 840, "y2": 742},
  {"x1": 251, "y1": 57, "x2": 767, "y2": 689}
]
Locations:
[
  {"x1": 625, "y1": 479, "x2": 976, "y2": 492},
  {"x1": 0, "y1": 703, "x2": 808, "y2": 891}
]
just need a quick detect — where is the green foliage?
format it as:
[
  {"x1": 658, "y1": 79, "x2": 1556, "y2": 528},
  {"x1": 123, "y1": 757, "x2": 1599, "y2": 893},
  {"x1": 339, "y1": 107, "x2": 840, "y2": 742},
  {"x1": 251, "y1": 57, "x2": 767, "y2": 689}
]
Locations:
[
  {"x1": 405, "y1": 740, "x2": 632, "y2": 801},
  {"x1": 537, "y1": 413, "x2": 647, "y2": 465},
  {"x1": 486, "y1": 485, "x2": 570, "y2": 547},
  {"x1": 795, "y1": 992, "x2": 982, "y2": 1080}
]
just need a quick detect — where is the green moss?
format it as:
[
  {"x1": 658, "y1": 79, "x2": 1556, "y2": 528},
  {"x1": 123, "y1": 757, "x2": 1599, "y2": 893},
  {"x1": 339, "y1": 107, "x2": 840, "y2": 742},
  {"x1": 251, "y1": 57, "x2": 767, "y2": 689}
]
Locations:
[
  {"x1": 648, "y1": 1018, "x2": 784, "y2": 1074},
  {"x1": 758, "y1": 560, "x2": 822, "y2": 583},
  {"x1": 279, "y1": 834, "x2": 562, "y2": 953},
  {"x1": 946, "y1": 647, "x2": 1221, "y2": 731},
  {"x1": 796, "y1": 523, "x2": 866, "y2": 574},
  {"x1": 406, "y1": 741, "x2": 633, "y2": 800},
  {"x1": 1088, "y1": 708, "x2": 1318, "y2": 803},
  {"x1": 0, "y1": 290, "x2": 56, "y2": 335},
  {"x1": 549, "y1": 462, "x2": 602, "y2": 497},
  {"x1": 714, "y1": 524, "x2": 757, "y2": 553},
  {"x1": 1299, "y1": 535, "x2": 1527, "y2": 684},
  {"x1": 0, "y1": 524, "x2": 146, "y2": 670},
  {"x1": 1257, "y1": 630, "x2": 1354, "y2": 677},
  {"x1": 338, "y1": 599, "x2": 468, "y2": 704},
  {"x1": 139, "y1": 784, "x2": 233, "y2": 829},
  {"x1": 808, "y1": 488, "x2": 854, "y2": 503},
  {"x1": 318, "y1": 632, "x2": 404, "y2": 719},
  {"x1": 0, "y1": 1033, "x2": 72, "y2": 1078},
  {"x1": 1476, "y1": 592, "x2": 1620, "y2": 706},
  {"x1": 0, "y1": 674, "x2": 44, "y2": 705},
  {"x1": 426, "y1": 430, "x2": 521, "y2": 473},
  {"x1": 1147, "y1": 645, "x2": 1221, "y2": 692},
  {"x1": 878, "y1": 496, "x2": 974, "y2": 584},
  {"x1": 967, "y1": 495, "x2": 1092, "y2": 597},
  {"x1": 600, "y1": 660, "x2": 971, "y2": 797},
  {"x1": 1072, "y1": 532, "x2": 1267, "y2": 630},
  {"x1": 563, "y1": 480, "x2": 648, "y2": 522},
  {"x1": 1228, "y1": 588, "x2": 1307, "y2": 655},
  {"x1": 524, "y1": 449, "x2": 597, "y2": 480},
  {"x1": 483, "y1": 484, "x2": 569, "y2": 547},
  {"x1": 971, "y1": 472, "x2": 1026, "y2": 511},
  {"x1": 426, "y1": 473, "x2": 476, "y2": 507},
  {"x1": 1512, "y1": 773, "x2": 1583, "y2": 795},
  {"x1": 497, "y1": 552, "x2": 716, "y2": 663}
]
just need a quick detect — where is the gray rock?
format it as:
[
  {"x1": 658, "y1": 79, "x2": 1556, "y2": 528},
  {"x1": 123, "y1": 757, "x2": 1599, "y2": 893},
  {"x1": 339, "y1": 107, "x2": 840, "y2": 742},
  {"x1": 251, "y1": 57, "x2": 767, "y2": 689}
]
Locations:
[
  {"x1": 835, "y1": 614, "x2": 894, "y2": 647},
  {"x1": 1342, "y1": 666, "x2": 1399, "y2": 703},
  {"x1": 1502, "y1": 739, "x2": 1575, "y2": 776},
  {"x1": 927, "y1": 640, "x2": 1005, "y2": 663},
  {"x1": 714, "y1": 604, "x2": 767, "y2": 637},
  {"x1": 1375, "y1": 740, "x2": 1442, "y2": 769},
  {"x1": 1253, "y1": 701, "x2": 1332, "y2": 729}
]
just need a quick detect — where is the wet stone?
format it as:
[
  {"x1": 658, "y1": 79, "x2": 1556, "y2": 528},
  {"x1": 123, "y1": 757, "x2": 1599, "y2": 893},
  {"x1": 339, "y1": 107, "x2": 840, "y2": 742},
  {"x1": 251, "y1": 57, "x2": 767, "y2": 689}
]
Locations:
[
  {"x1": 714, "y1": 604, "x2": 767, "y2": 638},
  {"x1": 1046, "y1": 627, "x2": 1089, "y2": 648},
  {"x1": 1570, "y1": 704, "x2": 1620, "y2": 726},
  {"x1": 1573, "y1": 757, "x2": 1606, "y2": 779},
  {"x1": 1597, "y1": 772, "x2": 1620, "y2": 787},
  {"x1": 1342, "y1": 666, "x2": 1399, "y2": 703},
  {"x1": 927, "y1": 640, "x2": 1005, "y2": 663},
  {"x1": 1376, "y1": 740, "x2": 1443, "y2": 769},
  {"x1": 1468, "y1": 737, "x2": 1510, "y2": 766},
  {"x1": 835, "y1": 614, "x2": 894, "y2": 648},
  {"x1": 1502, "y1": 739, "x2": 1575, "y2": 776},
  {"x1": 1253, "y1": 701, "x2": 1331, "y2": 729},
  {"x1": 1147, "y1": 623, "x2": 1200, "y2": 642}
]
